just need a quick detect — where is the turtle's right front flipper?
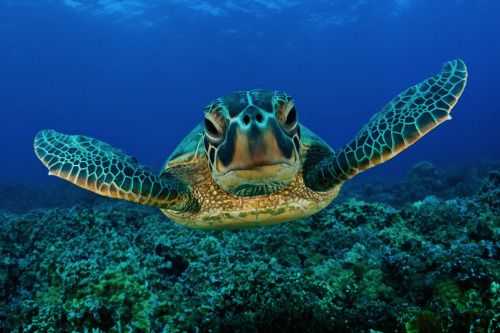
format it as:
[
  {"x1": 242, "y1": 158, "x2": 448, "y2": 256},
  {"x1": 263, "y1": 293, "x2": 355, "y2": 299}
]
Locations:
[
  {"x1": 34, "y1": 130, "x2": 195, "y2": 211},
  {"x1": 304, "y1": 59, "x2": 467, "y2": 191}
]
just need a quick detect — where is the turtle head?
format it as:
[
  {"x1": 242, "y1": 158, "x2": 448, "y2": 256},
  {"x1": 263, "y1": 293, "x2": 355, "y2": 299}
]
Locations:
[{"x1": 203, "y1": 89, "x2": 301, "y2": 197}]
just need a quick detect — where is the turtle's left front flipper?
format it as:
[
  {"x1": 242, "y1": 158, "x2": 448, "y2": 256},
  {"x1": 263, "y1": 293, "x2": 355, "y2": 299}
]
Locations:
[
  {"x1": 34, "y1": 130, "x2": 196, "y2": 211},
  {"x1": 305, "y1": 59, "x2": 467, "y2": 191}
]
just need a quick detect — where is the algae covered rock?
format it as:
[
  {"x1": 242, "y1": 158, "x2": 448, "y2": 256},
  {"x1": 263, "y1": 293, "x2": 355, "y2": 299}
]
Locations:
[{"x1": 0, "y1": 161, "x2": 499, "y2": 331}]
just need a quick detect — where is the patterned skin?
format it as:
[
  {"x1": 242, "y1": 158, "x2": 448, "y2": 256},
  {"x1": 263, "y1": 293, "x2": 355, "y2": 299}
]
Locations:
[
  {"x1": 34, "y1": 131, "x2": 196, "y2": 211},
  {"x1": 303, "y1": 59, "x2": 468, "y2": 191},
  {"x1": 34, "y1": 59, "x2": 467, "y2": 230}
]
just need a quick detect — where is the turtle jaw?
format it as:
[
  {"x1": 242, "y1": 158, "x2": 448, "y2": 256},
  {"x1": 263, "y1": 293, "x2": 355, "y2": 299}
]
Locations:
[
  {"x1": 225, "y1": 162, "x2": 293, "y2": 180},
  {"x1": 215, "y1": 162, "x2": 298, "y2": 197}
]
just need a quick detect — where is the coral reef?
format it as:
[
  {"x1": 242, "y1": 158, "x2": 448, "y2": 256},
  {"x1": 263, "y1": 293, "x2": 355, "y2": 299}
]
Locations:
[
  {"x1": 0, "y1": 160, "x2": 499, "y2": 332},
  {"x1": 337, "y1": 159, "x2": 500, "y2": 207}
]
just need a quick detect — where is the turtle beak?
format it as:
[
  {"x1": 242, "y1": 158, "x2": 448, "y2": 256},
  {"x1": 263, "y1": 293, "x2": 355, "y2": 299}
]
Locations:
[
  {"x1": 224, "y1": 105, "x2": 296, "y2": 172},
  {"x1": 228, "y1": 122, "x2": 293, "y2": 173},
  {"x1": 213, "y1": 116, "x2": 299, "y2": 195},
  {"x1": 214, "y1": 111, "x2": 298, "y2": 190}
]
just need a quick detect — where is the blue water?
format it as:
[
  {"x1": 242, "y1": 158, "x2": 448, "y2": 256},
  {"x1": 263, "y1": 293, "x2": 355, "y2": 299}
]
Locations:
[{"x1": 1, "y1": 0, "x2": 499, "y2": 183}]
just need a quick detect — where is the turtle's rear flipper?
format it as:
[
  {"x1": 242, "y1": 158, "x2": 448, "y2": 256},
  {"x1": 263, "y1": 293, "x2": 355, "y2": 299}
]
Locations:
[
  {"x1": 306, "y1": 59, "x2": 467, "y2": 191},
  {"x1": 34, "y1": 130, "x2": 194, "y2": 211}
]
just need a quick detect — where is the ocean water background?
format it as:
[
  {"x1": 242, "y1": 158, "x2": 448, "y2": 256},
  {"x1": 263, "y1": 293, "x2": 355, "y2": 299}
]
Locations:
[{"x1": 1, "y1": 0, "x2": 499, "y2": 184}]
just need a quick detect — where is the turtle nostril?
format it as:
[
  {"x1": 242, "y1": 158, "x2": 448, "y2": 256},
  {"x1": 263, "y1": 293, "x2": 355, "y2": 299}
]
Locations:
[
  {"x1": 243, "y1": 115, "x2": 250, "y2": 125},
  {"x1": 256, "y1": 113, "x2": 263, "y2": 123}
]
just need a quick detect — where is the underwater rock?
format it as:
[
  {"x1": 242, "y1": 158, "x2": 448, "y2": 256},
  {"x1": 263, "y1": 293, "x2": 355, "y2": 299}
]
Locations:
[{"x1": 338, "y1": 159, "x2": 500, "y2": 207}]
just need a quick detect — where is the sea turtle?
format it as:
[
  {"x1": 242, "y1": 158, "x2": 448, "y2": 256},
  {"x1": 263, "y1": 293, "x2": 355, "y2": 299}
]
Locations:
[{"x1": 34, "y1": 59, "x2": 467, "y2": 230}]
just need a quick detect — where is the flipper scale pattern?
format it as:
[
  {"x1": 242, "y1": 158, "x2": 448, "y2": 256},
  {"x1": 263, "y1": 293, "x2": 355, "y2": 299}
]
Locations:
[
  {"x1": 34, "y1": 130, "x2": 194, "y2": 211},
  {"x1": 306, "y1": 59, "x2": 467, "y2": 191}
]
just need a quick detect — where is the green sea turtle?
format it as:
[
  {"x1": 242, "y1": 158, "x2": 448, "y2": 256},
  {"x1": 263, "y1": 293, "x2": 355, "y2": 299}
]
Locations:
[{"x1": 34, "y1": 59, "x2": 467, "y2": 230}]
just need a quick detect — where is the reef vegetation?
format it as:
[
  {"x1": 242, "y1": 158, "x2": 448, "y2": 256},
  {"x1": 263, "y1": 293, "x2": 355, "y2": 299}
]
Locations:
[{"x1": 0, "y1": 160, "x2": 499, "y2": 332}]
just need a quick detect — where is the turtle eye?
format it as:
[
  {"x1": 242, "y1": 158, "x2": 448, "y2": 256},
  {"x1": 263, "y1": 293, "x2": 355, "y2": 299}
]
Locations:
[
  {"x1": 204, "y1": 118, "x2": 219, "y2": 137},
  {"x1": 285, "y1": 107, "x2": 297, "y2": 125},
  {"x1": 204, "y1": 116, "x2": 227, "y2": 142}
]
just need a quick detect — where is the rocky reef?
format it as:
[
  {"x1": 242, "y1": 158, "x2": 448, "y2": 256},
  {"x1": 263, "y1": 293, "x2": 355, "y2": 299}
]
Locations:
[{"x1": 0, "y1": 160, "x2": 499, "y2": 332}]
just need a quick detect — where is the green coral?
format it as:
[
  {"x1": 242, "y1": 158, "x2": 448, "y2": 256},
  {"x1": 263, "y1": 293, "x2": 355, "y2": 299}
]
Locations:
[
  {"x1": 62, "y1": 261, "x2": 156, "y2": 332},
  {"x1": 406, "y1": 310, "x2": 441, "y2": 333},
  {"x1": 1, "y1": 163, "x2": 499, "y2": 332}
]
